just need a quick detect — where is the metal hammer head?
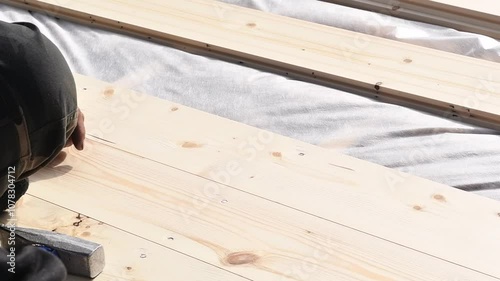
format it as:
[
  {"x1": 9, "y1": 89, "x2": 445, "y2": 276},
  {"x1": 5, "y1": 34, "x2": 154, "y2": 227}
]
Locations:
[{"x1": 0, "y1": 225, "x2": 105, "y2": 278}]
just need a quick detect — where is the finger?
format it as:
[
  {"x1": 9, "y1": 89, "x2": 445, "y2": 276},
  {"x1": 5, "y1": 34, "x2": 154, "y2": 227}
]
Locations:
[
  {"x1": 72, "y1": 110, "x2": 86, "y2": 150},
  {"x1": 65, "y1": 138, "x2": 73, "y2": 148},
  {"x1": 72, "y1": 129, "x2": 83, "y2": 150}
]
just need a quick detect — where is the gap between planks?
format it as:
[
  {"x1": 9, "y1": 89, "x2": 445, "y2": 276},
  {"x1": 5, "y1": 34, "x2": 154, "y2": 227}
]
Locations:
[
  {"x1": 25, "y1": 73, "x2": 500, "y2": 280},
  {"x1": 28, "y1": 138, "x2": 500, "y2": 281},
  {"x1": 2, "y1": 195, "x2": 247, "y2": 281}
]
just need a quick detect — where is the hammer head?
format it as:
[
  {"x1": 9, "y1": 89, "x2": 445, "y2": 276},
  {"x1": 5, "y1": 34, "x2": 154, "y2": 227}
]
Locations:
[{"x1": 0, "y1": 225, "x2": 105, "y2": 278}]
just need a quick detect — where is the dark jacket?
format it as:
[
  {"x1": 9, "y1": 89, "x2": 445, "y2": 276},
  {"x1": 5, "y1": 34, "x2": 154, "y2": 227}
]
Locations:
[
  {"x1": 0, "y1": 21, "x2": 78, "y2": 193},
  {"x1": 1, "y1": 21, "x2": 77, "y2": 281}
]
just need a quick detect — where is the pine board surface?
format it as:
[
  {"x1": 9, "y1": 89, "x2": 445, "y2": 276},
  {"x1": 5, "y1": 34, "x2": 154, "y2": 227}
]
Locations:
[
  {"x1": 70, "y1": 74, "x2": 500, "y2": 278},
  {"x1": 0, "y1": 196, "x2": 245, "y2": 281},
  {"x1": 27, "y1": 139, "x2": 499, "y2": 281},
  {"x1": 14, "y1": 74, "x2": 499, "y2": 280}
]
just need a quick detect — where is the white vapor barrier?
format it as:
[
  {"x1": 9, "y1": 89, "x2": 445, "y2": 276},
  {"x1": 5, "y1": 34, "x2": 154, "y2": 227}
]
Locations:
[{"x1": 1, "y1": 0, "x2": 499, "y2": 199}]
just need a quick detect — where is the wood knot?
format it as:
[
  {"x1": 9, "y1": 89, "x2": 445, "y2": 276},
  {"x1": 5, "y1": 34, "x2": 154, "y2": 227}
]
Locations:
[
  {"x1": 272, "y1": 152, "x2": 282, "y2": 158},
  {"x1": 413, "y1": 205, "x2": 423, "y2": 211},
  {"x1": 433, "y1": 194, "x2": 446, "y2": 202},
  {"x1": 103, "y1": 87, "x2": 115, "y2": 98},
  {"x1": 226, "y1": 252, "x2": 260, "y2": 265},
  {"x1": 181, "y1": 142, "x2": 203, "y2": 148},
  {"x1": 403, "y1": 58, "x2": 413, "y2": 63},
  {"x1": 246, "y1": 22, "x2": 257, "y2": 28},
  {"x1": 171, "y1": 107, "x2": 179, "y2": 112},
  {"x1": 374, "y1": 82, "x2": 382, "y2": 91}
]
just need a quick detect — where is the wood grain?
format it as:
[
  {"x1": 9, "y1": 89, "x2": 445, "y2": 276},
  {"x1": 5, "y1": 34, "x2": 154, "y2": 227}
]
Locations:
[
  {"x1": 322, "y1": 0, "x2": 500, "y2": 40},
  {"x1": 27, "y1": 141, "x2": 499, "y2": 281},
  {"x1": 70, "y1": 74, "x2": 500, "y2": 278},
  {"x1": 0, "y1": 196, "x2": 244, "y2": 281},
  {"x1": 2, "y1": 0, "x2": 500, "y2": 128},
  {"x1": 426, "y1": 0, "x2": 500, "y2": 19}
]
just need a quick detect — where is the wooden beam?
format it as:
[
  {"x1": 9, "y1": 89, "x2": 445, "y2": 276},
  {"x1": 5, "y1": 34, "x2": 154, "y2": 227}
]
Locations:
[
  {"x1": 322, "y1": 0, "x2": 500, "y2": 40},
  {"x1": 2, "y1": 0, "x2": 500, "y2": 129},
  {"x1": 28, "y1": 140, "x2": 500, "y2": 281},
  {"x1": 28, "y1": 74, "x2": 500, "y2": 279},
  {"x1": 4, "y1": 195, "x2": 244, "y2": 281}
]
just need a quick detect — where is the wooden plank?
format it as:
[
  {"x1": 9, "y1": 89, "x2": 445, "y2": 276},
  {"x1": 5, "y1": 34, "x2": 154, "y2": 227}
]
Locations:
[
  {"x1": 30, "y1": 74, "x2": 500, "y2": 279},
  {"x1": 28, "y1": 140, "x2": 499, "y2": 281},
  {"x1": 431, "y1": 0, "x2": 500, "y2": 17},
  {"x1": 2, "y1": 0, "x2": 500, "y2": 129},
  {"x1": 1, "y1": 195, "x2": 244, "y2": 281},
  {"x1": 322, "y1": 0, "x2": 500, "y2": 40}
]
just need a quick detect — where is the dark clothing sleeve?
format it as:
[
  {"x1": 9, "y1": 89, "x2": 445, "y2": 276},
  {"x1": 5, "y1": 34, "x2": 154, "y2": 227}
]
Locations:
[
  {"x1": 0, "y1": 246, "x2": 67, "y2": 281},
  {"x1": 0, "y1": 21, "x2": 76, "y2": 281},
  {"x1": 0, "y1": 21, "x2": 78, "y2": 200}
]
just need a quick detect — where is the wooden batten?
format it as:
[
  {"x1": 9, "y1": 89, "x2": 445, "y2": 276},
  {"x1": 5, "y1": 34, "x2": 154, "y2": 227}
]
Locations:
[
  {"x1": 323, "y1": 0, "x2": 500, "y2": 40},
  {"x1": 1, "y1": 0, "x2": 500, "y2": 129}
]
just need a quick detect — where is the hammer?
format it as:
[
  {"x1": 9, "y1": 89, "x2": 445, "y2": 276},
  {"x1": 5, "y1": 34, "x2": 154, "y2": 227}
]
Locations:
[{"x1": 0, "y1": 224, "x2": 105, "y2": 278}]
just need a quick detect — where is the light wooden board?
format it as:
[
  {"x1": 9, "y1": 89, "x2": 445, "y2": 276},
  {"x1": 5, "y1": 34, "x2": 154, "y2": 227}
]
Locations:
[
  {"x1": 28, "y1": 140, "x2": 499, "y2": 281},
  {"x1": 26, "y1": 74, "x2": 500, "y2": 280},
  {"x1": 2, "y1": 0, "x2": 500, "y2": 129},
  {"x1": 322, "y1": 0, "x2": 500, "y2": 40},
  {"x1": 424, "y1": 0, "x2": 500, "y2": 17},
  {"x1": 0, "y1": 195, "x2": 244, "y2": 281}
]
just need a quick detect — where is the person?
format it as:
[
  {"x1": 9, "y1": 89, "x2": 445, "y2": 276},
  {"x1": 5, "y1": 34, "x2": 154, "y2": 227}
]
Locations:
[{"x1": 0, "y1": 21, "x2": 86, "y2": 280}]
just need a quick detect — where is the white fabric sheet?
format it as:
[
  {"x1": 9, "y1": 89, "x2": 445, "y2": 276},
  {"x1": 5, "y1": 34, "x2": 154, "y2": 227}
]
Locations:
[{"x1": 1, "y1": 0, "x2": 499, "y2": 200}]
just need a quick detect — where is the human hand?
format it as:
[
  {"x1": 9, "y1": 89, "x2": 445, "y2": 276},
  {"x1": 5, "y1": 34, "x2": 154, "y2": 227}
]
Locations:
[{"x1": 65, "y1": 108, "x2": 86, "y2": 150}]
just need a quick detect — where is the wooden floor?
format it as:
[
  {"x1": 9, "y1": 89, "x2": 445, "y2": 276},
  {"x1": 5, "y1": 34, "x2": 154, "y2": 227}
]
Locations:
[{"x1": 5, "y1": 74, "x2": 500, "y2": 280}]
